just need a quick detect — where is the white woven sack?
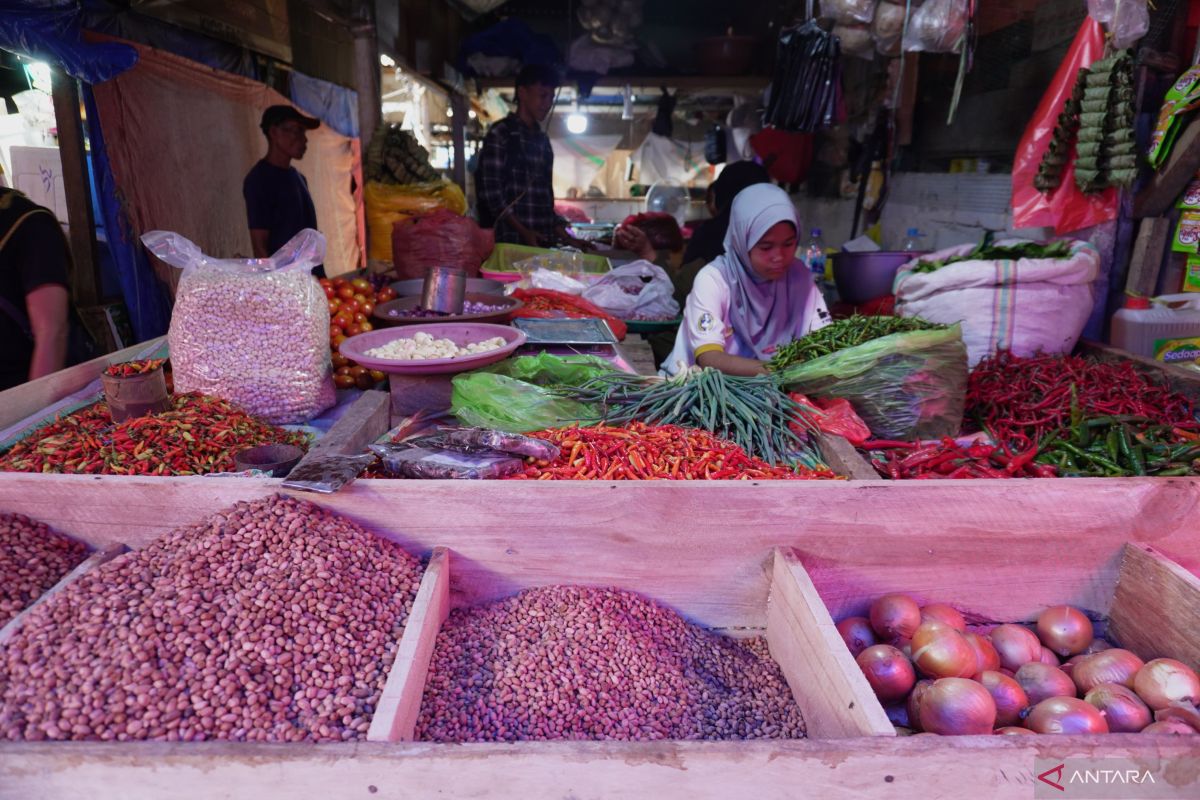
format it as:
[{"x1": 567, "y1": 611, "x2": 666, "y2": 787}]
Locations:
[{"x1": 893, "y1": 239, "x2": 1099, "y2": 366}]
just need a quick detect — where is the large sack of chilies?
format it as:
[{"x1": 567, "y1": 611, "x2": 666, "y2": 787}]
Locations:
[
  {"x1": 143, "y1": 229, "x2": 334, "y2": 424},
  {"x1": 391, "y1": 208, "x2": 494, "y2": 280},
  {"x1": 894, "y1": 239, "x2": 1099, "y2": 367},
  {"x1": 773, "y1": 325, "x2": 969, "y2": 441}
]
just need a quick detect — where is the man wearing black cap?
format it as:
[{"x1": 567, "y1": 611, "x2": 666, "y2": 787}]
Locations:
[
  {"x1": 476, "y1": 64, "x2": 587, "y2": 248},
  {"x1": 243, "y1": 105, "x2": 322, "y2": 273}
]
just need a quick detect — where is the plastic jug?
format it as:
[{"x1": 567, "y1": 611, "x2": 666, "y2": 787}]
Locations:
[{"x1": 1111, "y1": 294, "x2": 1200, "y2": 362}]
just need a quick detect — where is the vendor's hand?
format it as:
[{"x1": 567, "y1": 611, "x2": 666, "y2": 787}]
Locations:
[
  {"x1": 519, "y1": 227, "x2": 543, "y2": 248},
  {"x1": 613, "y1": 225, "x2": 656, "y2": 261}
]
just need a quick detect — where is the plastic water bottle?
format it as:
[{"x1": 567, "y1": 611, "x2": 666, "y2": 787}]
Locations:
[
  {"x1": 804, "y1": 228, "x2": 827, "y2": 279},
  {"x1": 902, "y1": 228, "x2": 923, "y2": 252}
]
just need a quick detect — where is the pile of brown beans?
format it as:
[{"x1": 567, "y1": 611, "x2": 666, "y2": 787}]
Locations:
[
  {"x1": 0, "y1": 495, "x2": 422, "y2": 742},
  {"x1": 0, "y1": 512, "x2": 89, "y2": 628},
  {"x1": 415, "y1": 585, "x2": 805, "y2": 742}
]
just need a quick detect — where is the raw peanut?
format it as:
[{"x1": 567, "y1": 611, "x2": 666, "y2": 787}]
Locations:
[
  {"x1": 0, "y1": 512, "x2": 90, "y2": 627},
  {"x1": 0, "y1": 495, "x2": 421, "y2": 742},
  {"x1": 415, "y1": 586, "x2": 805, "y2": 743}
]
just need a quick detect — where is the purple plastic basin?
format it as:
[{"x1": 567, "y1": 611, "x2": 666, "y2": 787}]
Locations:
[
  {"x1": 337, "y1": 323, "x2": 526, "y2": 375},
  {"x1": 831, "y1": 251, "x2": 926, "y2": 305}
]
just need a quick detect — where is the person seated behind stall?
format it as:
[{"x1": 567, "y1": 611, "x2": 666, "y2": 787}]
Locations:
[
  {"x1": 0, "y1": 187, "x2": 77, "y2": 390},
  {"x1": 661, "y1": 184, "x2": 831, "y2": 377},
  {"x1": 243, "y1": 105, "x2": 322, "y2": 274}
]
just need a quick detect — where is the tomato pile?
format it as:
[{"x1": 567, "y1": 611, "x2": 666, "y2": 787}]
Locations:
[{"x1": 320, "y1": 275, "x2": 396, "y2": 389}]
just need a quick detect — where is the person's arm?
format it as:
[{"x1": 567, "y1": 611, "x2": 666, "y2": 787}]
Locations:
[
  {"x1": 696, "y1": 348, "x2": 766, "y2": 377},
  {"x1": 25, "y1": 283, "x2": 69, "y2": 380},
  {"x1": 249, "y1": 229, "x2": 271, "y2": 258},
  {"x1": 613, "y1": 225, "x2": 656, "y2": 261}
]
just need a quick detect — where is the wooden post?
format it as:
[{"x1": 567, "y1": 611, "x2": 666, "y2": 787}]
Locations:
[
  {"x1": 1124, "y1": 217, "x2": 1172, "y2": 298},
  {"x1": 49, "y1": 67, "x2": 100, "y2": 311},
  {"x1": 1135, "y1": 118, "x2": 1200, "y2": 219},
  {"x1": 451, "y1": 93, "x2": 467, "y2": 192},
  {"x1": 351, "y1": 0, "x2": 381, "y2": 166}
]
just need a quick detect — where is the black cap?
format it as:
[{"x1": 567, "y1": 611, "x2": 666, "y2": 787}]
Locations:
[
  {"x1": 260, "y1": 105, "x2": 320, "y2": 134},
  {"x1": 515, "y1": 63, "x2": 560, "y2": 89}
]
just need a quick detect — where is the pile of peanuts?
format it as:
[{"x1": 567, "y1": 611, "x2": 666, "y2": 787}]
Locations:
[
  {"x1": 0, "y1": 495, "x2": 422, "y2": 742},
  {"x1": 168, "y1": 269, "x2": 335, "y2": 423},
  {"x1": 415, "y1": 585, "x2": 805, "y2": 742},
  {"x1": 0, "y1": 513, "x2": 90, "y2": 628}
]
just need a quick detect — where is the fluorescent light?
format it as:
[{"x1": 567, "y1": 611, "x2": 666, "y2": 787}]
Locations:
[
  {"x1": 468, "y1": 110, "x2": 477, "y2": 119},
  {"x1": 379, "y1": 54, "x2": 396, "y2": 67},
  {"x1": 566, "y1": 112, "x2": 588, "y2": 134}
]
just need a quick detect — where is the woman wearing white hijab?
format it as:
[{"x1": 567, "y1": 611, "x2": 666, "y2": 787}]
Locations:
[{"x1": 662, "y1": 184, "x2": 831, "y2": 376}]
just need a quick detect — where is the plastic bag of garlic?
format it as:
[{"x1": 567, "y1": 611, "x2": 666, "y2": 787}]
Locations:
[{"x1": 143, "y1": 229, "x2": 336, "y2": 424}]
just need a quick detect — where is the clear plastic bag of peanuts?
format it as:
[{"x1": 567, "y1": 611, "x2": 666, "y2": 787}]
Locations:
[{"x1": 143, "y1": 229, "x2": 335, "y2": 424}]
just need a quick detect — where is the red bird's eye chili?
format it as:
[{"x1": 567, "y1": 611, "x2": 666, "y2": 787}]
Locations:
[
  {"x1": 507, "y1": 422, "x2": 838, "y2": 481},
  {"x1": 103, "y1": 359, "x2": 167, "y2": 378}
]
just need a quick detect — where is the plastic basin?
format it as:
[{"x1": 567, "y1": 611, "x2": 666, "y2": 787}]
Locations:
[
  {"x1": 338, "y1": 323, "x2": 527, "y2": 375},
  {"x1": 831, "y1": 251, "x2": 925, "y2": 305}
]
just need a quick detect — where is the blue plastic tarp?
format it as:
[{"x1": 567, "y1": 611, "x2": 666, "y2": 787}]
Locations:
[
  {"x1": 290, "y1": 71, "x2": 359, "y2": 139},
  {"x1": 456, "y1": 18, "x2": 560, "y2": 76},
  {"x1": 0, "y1": 1, "x2": 136, "y2": 83}
]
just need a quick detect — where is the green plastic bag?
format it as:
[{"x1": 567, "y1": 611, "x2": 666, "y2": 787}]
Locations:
[
  {"x1": 451, "y1": 373, "x2": 594, "y2": 433},
  {"x1": 481, "y1": 352, "x2": 618, "y2": 388},
  {"x1": 774, "y1": 325, "x2": 968, "y2": 440}
]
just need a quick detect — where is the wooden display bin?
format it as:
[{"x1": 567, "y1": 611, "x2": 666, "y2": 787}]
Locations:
[{"x1": 1, "y1": 476, "x2": 1200, "y2": 798}]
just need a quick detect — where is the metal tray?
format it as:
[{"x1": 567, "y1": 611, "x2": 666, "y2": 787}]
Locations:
[{"x1": 512, "y1": 317, "x2": 619, "y2": 346}]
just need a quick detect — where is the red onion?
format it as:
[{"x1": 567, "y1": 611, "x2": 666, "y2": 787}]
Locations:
[
  {"x1": 978, "y1": 670, "x2": 1029, "y2": 728},
  {"x1": 1154, "y1": 705, "x2": 1200, "y2": 732},
  {"x1": 1035, "y1": 606, "x2": 1094, "y2": 658},
  {"x1": 1024, "y1": 696, "x2": 1109, "y2": 734},
  {"x1": 1061, "y1": 654, "x2": 1087, "y2": 680},
  {"x1": 1083, "y1": 684, "x2": 1152, "y2": 733},
  {"x1": 1015, "y1": 662, "x2": 1077, "y2": 705},
  {"x1": 869, "y1": 594, "x2": 921, "y2": 642},
  {"x1": 1038, "y1": 646, "x2": 1060, "y2": 665},
  {"x1": 911, "y1": 622, "x2": 977, "y2": 679},
  {"x1": 907, "y1": 680, "x2": 934, "y2": 732},
  {"x1": 964, "y1": 632, "x2": 1001, "y2": 674},
  {"x1": 995, "y1": 726, "x2": 1037, "y2": 735},
  {"x1": 836, "y1": 616, "x2": 877, "y2": 658},
  {"x1": 1084, "y1": 638, "x2": 1113, "y2": 654},
  {"x1": 1133, "y1": 659, "x2": 1200, "y2": 711},
  {"x1": 990, "y1": 624, "x2": 1043, "y2": 672},
  {"x1": 920, "y1": 603, "x2": 966, "y2": 631},
  {"x1": 1071, "y1": 649, "x2": 1144, "y2": 695},
  {"x1": 1142, "y1": 719, "x2": 1198, "y2": 735},
  {"x1": 919, "y1": 678, "x2": 997, "y2": 736},
  {"x1": 856, "y1": 644, "x2": 916, "y2": 702}
]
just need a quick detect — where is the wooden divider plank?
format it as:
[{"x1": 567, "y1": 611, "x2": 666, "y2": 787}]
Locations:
[
  {"x1": 815, "y1": 432, "x2": 881, "y2": 481},
  {"x1": 1108, "y1": 543, "x2": 1200, "y2": 670},
  {"x1": 292, "y1": 390, "x2": 390, "y2": 475},
  {"x1": 367, "y1": 547, "x2": 452, "y2": 743},
  {"x1": 767, "y1": 547, "x2": 894, "y2": 739},
  {"x1": 0, "y1": 542, "x2": 129, "y2": 648},
  {"x1": 1135, "y1": 118, "x2": 1200, "y2": 218}
]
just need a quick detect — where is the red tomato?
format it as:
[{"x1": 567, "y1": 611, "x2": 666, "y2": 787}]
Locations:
[
  {"x1": 348, "y1": 366, "x2": 368, "y2": 378},
  {"x1": 342, "y1": 299, "x2": 360, "y2": 314},
  {"x1": 332, "y1": 334, "x2": 347, "y2": 349},
  {"x1": 369, "y1": 369, "x2": 386, "y2": 382},
  {"x1": 344, "y1": 324, "x2": 362, "y2": 337},
  {"x1": 359, "y1": 321, "x2": 374, "y2": 332},
  {"x1": 333, "y1": 373, "x2": 356, "y2": 389},
  {"x1": 355, "y1": 372, "x2": 375, "y2": 390},
  {"x1": 334, "y1": 310, "x2": 354, "y2": 327},
  {"x1": 328, "y1": 298, "x2": 341, "y2": 315},
  {"x1": 337, "y1": 286, "x2": 355, "y2": 300},
  {"x1": 322, "y1": 284, "x2": 336, "y2": 300},
  {"x1": 331, "y1": 353, "x2": 350, "y2": 369},
  {"x1": 352, "y1": 293, "x2": 369, "y2": 305},
  {"x1": 335, "y1": 365, "x2": 353, "y2": 377},
  {"x1": 360, "y1": 301, "x2": 376, "y2": 316},
  {"x1": 350, "y1": 277, "x2": 372, "y2": 293},
  {"x1": 376, "y1": 287, "x2": 397, "y2": 301},
  {"x1": 332, "y1": 277, "x2": 349, "y2": 290},
  {"x1": 353, "y1": 312, "x2": 368, "y2": 324}
]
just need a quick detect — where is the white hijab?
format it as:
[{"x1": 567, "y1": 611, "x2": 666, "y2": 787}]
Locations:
[{"x1": 711, "y1": 184, "x2": 817, "y2": 360}]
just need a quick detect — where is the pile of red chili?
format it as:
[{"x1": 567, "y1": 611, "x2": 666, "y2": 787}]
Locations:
[
  {"x1": 966, "y1": 351, "x2": 1196, "y2": 449},
  {"x1": 507, "y1": 422, "x2": 837, "y2": 481},
  {"x1": 866, "y1": 438, "x2": 1055, "y2": 480},
  {"x1": 103, "y1": 358, "x2": 167, "y2": 378},
  {"x1": 0, "y1": 394, "x2": 308, "y2": 476}
]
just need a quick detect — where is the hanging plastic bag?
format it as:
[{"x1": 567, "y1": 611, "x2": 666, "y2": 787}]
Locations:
[
  {"x1": 773, "y1": 325, "x2": 969, "y2": 440},
  {"x1": 1011, "y1": 19, "x2": 1116, "y2": 234},
  {"x1": 481, "y1": 352, "x2": 619, "y2": 387},
  {"x1": 872, "y1": 1, "x2": 908, "y2": 57},
  {"x1": 1110, "y1": 1, "x2": 1149, "y2": 51},
  {"x1": 903, "y1": 0, "x2": 968, "y2": 53},
  {"x1": 451, "y1": 372, "x2": 596, "y2": 432},
  {"x1": 143, "y1": 228, "x2": 335, "y2": 424},
  {"x1": 820, "y1": 0, "x2": 878, "y2": 25},
  {"x1": 581, "y1": 261, "x2": 681, "y2": 320},
  {"x1": 391, "y1": 208, "x2": 493, "y2": 280}
]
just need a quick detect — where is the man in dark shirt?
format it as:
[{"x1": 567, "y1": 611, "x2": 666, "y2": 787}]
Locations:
[
  {"x1": 243, "y1": 105, "x2": 322, "y2": 274},
  {"x1": 476, "y1": 64, "x2": 587, "y2": 248},
  {"x1": 0, "y1": 187, "x2": 72, "y2": 390}
]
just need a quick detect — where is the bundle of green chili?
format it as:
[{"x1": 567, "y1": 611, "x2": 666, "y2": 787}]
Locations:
[
  {"x1": 0, "y1": 394, "x2": 309, "y2": 476},
  {"x1": 766, "y1": 315, "x2": 947, "y2": 371},
  {"x1": 966, "y1": 351, "x2": 1197, "y2": 451},
  {"x1": 1035, "y1": 417, "x2": 1200, "y2": 478},
  {"x1": 567, "y1": 367, "x2": 820, "y2": 465}
]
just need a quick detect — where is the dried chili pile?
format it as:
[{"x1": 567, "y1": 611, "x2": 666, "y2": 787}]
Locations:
[
  {"x1": 0, "y1": 394, "x2": 308, "y2": 476},
  {"x1": 866, "y1": 438, "x2": 1055, "y2": 480},
  {"x1": 508, "y1": 422, "x2": 837, "y2": 481},
  {"x1": 966, "y1": 351, "x2": 1196, "y2": 450}
]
